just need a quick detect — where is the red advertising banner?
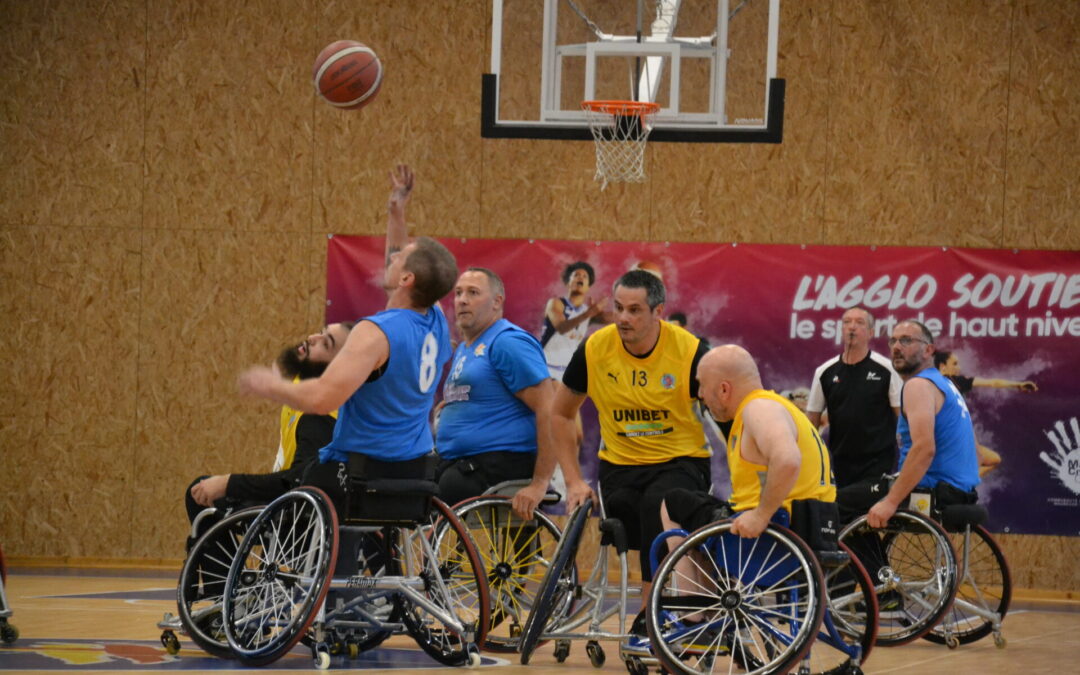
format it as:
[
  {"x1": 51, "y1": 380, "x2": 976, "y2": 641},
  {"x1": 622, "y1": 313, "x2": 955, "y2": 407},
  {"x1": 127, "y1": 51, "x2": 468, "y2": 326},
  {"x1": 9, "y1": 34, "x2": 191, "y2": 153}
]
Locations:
[{"x1": 327, "y1": 235, "x2": 1080, "y2": 536}]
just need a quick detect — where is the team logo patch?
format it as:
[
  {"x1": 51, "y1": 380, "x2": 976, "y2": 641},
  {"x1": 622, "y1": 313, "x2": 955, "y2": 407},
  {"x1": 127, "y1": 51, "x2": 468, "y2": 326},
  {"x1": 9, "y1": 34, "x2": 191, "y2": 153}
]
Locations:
[
  {"x1": 474, "y1": 343, "x2": 486, "y2": 356},
  {"x1": 661, "y1": 373, "x2": 676, "y2": 390}
]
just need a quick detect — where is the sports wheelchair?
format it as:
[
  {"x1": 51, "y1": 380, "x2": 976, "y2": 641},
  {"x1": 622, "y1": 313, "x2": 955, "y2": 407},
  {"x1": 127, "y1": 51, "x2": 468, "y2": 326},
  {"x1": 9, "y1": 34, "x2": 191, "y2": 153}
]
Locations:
[
  {"x1": 516, "y1": 496, "x2": 650, "y2": 673},
  {"x1": 212, "y1": 478, "x2": 489, "y2": 669},
  {"x1": 644, "y1": 505, "x2": 878, "y2": 675},
  {"x1": 838, "y1": 487, "x2": 1009, "y2": 649},
  {"x1": 0, "y1": 544, "x2": 18, "y2": 645}
]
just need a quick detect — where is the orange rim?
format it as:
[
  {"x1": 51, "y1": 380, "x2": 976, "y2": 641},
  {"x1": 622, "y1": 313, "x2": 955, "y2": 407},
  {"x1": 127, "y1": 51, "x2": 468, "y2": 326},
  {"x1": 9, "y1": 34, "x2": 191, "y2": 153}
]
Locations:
[{"x1": 581, "y1": 100, "x2": 660, "y2": 116}]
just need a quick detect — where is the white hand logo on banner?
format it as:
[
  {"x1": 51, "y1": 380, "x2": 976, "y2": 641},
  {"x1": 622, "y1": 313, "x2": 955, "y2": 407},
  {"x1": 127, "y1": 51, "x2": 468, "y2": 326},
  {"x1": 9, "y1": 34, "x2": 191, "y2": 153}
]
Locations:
[{"x1": 1041, "y1": 417, "x2": 1080, "y2": 495}]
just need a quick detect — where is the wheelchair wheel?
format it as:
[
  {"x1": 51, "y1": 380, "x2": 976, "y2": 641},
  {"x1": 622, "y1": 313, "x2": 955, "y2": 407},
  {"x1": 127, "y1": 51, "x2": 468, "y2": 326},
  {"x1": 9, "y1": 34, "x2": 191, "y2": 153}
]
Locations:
[
  {"x1": 450, "y1": 495, "x2": 573, "y2": 653},
  {"x1": 804, "y1": 542, "x2": 878, "y2": 675},
  {"x1": 398, "y1": 497, "x2": 490, "y2": 666},
  {"x1": 177, "y1": 506, "x2": 263, "y2": 658},
  {"x1": 518, "y1": 498, "x2": 592, "y2": 665},
  {"x1": 839, "y1": 510, "x2": 957, "y2": 646},
  {"x1": 647, "y1": 521, "x2": 826, "y2": 675},
  {"x1": 924, "y1": 524, "x2": 1011, "y2": 646},
  {"x1": 222, "y1": 487, "x2": 338, "y2": 666}
]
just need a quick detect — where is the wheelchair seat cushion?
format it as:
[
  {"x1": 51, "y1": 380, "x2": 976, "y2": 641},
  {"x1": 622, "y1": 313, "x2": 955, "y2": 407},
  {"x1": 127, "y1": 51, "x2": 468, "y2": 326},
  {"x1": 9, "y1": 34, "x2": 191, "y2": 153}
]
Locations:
[
  {"x1": 345, "y1": 478, "x2": 440, "y2": 524},
  {"x1": 939, "y1": 503, "x2": 988, "y2": 532}
]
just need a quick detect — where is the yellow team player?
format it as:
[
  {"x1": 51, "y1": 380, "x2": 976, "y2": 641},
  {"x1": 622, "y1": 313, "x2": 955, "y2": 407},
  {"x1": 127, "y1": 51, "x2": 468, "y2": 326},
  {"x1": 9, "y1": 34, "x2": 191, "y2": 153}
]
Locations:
[
  {"x1": 544, "y1": 268, "x2": 711, "y2": 638},
  {"x1": 662, "y1": 344, "x2": 836, "y2": 540}
]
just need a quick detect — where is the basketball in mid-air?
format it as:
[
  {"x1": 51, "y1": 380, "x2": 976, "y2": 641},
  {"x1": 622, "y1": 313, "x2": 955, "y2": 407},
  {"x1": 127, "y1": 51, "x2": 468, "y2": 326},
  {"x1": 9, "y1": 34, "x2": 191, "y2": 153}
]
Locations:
[{"x1": 312, "y1": 40, "x2": 383, "y2": 110}]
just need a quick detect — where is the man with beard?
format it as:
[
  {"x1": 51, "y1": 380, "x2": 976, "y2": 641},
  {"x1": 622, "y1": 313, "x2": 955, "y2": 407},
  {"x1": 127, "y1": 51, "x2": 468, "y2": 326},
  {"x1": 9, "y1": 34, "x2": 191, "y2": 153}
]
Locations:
[
  {"x1": 866, "y1": 320, "x2": 980, "y2": 528},
  {"x1": 435, "y1": 267, "x2": 555, "y2": 512},
  {"x1": 806, "y1": 307, "x2": 902, "y2": 521},
  {"x1": 185, "y1": 322, "x2": 355, "y2": 522},
  {"x1": 238, "y1": 165, "x2": 458, "y2": 513}
]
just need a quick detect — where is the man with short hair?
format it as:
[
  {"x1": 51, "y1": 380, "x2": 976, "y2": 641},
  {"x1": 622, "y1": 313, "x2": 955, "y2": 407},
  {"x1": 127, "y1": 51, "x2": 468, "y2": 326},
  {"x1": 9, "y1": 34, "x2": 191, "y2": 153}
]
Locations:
[
  {"x1": 187, "y1": 322, "x2": 354, "y2": 522},
  {"x1": 435, "y1": 266, "x2": 556, "y2": 512},
  {"x1": 238, "y1": 165, "x2": 458, "y2": 510},
  {"x1": 540, "y1": 261, "x2": 607, "y2": 379},
  {"x1": 867, "y1": 320, "x2": 980, "y2": 528},
  {"x1": 806, "y1": 307, "x2": 901, "y2": 519},
  {"x1": 549, "y1": 268, "x2": 711, "y2": 635}
]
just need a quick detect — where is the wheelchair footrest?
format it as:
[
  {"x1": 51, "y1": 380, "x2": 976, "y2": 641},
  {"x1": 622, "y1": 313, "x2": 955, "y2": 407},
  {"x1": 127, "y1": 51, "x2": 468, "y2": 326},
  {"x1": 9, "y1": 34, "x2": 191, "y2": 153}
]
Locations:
[{"x1": 815, "y1": 549, "x2": 851, "y2": 568}]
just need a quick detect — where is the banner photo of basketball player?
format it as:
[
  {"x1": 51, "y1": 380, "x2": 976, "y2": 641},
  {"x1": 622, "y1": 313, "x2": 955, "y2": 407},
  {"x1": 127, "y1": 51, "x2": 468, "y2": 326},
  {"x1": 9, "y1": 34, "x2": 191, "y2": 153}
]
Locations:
[{"x1": 327, "y1": 236, "x2": 1080, "y2": 537}]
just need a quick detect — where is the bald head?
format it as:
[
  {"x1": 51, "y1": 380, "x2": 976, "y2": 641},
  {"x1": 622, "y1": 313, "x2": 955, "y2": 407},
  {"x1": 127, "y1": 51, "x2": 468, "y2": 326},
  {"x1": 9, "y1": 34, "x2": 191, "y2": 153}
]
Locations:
[{"x1": 698, "y1": 345, "x2": 763, "y2": 422}]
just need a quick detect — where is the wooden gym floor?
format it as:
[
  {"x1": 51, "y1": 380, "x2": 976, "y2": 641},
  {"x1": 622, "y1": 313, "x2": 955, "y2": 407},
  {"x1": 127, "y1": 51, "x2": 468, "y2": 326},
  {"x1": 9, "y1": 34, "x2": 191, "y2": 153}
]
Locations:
[{"x1": 2, "y1": 565, "x2": 1078, "y2": 674}]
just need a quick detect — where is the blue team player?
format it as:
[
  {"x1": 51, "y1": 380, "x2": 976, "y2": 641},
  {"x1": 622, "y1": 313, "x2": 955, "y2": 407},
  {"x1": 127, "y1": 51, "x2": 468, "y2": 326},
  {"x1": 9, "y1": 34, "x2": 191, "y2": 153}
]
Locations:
[
  {"x1": 867, "y1": 319, "x2": 981, "y2": 528},
  {"x1": 237, "y1": 167, "x2": 459, "y2": 509},
  {"x1": 436, "y1": 267, "x2": 557, "y2": 518}
]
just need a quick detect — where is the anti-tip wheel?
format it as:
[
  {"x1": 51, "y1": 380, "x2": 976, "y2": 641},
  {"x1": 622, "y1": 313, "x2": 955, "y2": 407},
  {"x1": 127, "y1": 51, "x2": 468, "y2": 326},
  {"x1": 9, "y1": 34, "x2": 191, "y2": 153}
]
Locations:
[
  {"x1": 994, "y1": 635, "x2": 1007, "y2": 649},
  {"x1": 468, "y1": 650, "x2": 483, "y2": 667},
  {"x1": 945, "y1": 634, "x2": 960, "y2": 650},
  {"x1": 160, "y1": 630, "x2": 180, "y2": 655},
  {"x1": 1, "y1": 622, "x2": 19, "y2": 645},
  {"x1": 313, "y1": 644, "x2": 331, "y2": 670}
]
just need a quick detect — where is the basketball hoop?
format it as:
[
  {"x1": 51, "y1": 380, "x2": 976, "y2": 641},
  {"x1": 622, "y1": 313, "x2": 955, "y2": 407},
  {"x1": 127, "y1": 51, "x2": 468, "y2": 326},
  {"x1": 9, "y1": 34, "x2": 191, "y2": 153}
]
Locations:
[{"x1": 582, "y1": 100, "x2": 660, "y2": 189}]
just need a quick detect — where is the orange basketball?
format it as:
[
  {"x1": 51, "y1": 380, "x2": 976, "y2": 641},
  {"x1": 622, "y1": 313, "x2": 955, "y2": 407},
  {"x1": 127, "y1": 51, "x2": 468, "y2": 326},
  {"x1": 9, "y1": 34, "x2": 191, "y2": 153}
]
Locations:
[{"x1": 313, "y1": 40, "x2": 383, "y2": 110}]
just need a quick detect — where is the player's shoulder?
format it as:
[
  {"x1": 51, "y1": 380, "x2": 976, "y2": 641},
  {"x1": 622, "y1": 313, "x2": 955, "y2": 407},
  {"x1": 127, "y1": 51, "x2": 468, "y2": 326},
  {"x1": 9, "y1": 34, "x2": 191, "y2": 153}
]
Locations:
[{"x1": 868, "y1": 350, "x2": 897, "y2": 372}]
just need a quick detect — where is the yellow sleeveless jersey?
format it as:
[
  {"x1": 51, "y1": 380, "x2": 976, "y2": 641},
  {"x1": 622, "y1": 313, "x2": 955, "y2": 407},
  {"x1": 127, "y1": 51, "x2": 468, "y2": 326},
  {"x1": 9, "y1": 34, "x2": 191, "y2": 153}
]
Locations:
[
  {"x1": 273, "y1": 384, "x2": 338, "y2": 471},
  {"x1": 584, "y1": 322, "x2": 709, "y2": 465},
  {"x1": 727, "y1": 389, "x2": 836, "y2": 512}
]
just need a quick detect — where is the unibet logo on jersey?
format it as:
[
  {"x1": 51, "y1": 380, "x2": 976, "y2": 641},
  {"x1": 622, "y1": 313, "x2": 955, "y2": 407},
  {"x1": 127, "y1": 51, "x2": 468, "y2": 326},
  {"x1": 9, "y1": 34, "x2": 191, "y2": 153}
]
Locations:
[{"x1": 584, "y1": 323, "x2": 709, "y2": 466}]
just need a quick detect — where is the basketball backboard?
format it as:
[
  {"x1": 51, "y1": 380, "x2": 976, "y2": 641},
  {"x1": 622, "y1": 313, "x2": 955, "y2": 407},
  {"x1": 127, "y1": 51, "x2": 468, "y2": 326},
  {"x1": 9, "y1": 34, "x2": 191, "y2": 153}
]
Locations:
[{"x1": 483, "y1": 0, "x2": 783, "y2": 142}]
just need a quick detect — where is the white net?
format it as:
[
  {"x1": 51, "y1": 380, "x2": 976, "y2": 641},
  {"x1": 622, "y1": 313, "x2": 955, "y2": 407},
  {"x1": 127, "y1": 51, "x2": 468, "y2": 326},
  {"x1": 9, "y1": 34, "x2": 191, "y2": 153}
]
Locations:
[{"x1": 582, "y1": 101, "x2": 659, "y2": 189}]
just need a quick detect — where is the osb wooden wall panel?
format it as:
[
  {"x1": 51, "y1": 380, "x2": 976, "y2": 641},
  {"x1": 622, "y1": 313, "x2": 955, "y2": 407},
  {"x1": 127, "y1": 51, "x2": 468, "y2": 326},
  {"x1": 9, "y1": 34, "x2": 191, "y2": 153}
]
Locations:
[
  {"x1": 653, "y1": 3, "x2": 831, "y2": 244},
  {"x1": 131, "y1": 229, "x2": 313, "y2": 558},
  {"x1": 0, "y1": 227, "x2": 141, "y2": 557},
  {"x1": 313, "y1": 0, "x2": 486, "y2": 240},
  {"x1": 823, "y1": 0, "x2": 1013, "y2": 248},
  {"x1": 1003, "y1": 0, "x2": 1079, "y2": 249},
  {"x1": 0, "y1": 1, "x2": 144, "y2": 228},
  {"x1": 142, "y1": 0, "x2": 316, "y2": 233}
]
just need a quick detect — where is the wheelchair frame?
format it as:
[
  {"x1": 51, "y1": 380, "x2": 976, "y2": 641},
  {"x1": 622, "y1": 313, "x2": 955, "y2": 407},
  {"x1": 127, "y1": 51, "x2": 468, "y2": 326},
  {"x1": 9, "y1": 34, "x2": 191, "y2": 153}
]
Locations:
[{"x1": 219, "y1": 486, "x2": 490, "y2": 669}]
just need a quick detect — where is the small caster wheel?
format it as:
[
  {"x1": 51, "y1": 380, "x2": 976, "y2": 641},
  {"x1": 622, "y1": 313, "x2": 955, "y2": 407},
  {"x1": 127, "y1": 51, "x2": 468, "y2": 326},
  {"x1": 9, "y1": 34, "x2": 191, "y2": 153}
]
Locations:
[
  {"x1": 509, "y1": 622, "x2": 522, "y2": 638},
  {"x1": 586, "y1": 640, "x2": 605, "y2": 668},
  {"x1": 624, "y1": 656, "x2": 648, "y2": 675},
  {"x1": 313, "y1": 642, "x2": 331, "y2": 670},
  {"x1": 945, "y1": 634, "x2": 959, "y2": 649},
  {"x1": 553, "y1": 639, "x2": 571, "y2": 663},
  {"x1": 467, "y1": 649, "x2": 483, "y2": 667},
  {"x1": 994, "y1": 634, "x2": 1007, "y2": 649},
  {"x1": 798, "y1": 666, "x2": 811, "y2": 675},
  {"x1": 346, "y1": 641, "x2": 359, "y2": 659},
  {"x1": 159, "y1": 630, "x2": 179, "y2": 655}
]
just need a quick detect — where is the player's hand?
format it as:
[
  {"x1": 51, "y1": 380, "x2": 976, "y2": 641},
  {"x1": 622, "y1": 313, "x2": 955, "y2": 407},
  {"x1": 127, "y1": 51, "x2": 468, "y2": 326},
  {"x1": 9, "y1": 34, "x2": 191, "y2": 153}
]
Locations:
[
  {"x1": 389, "y1": 164, "x2": 414, "y2": 209},
  {"x1": 867, "y1": 499, "x2": 899, "y2": 529},
  {"x1": 511, "y1": 482, "x2": 547, "y2": 520},
  {"x1": 1019, "y1": 381, "x2": 1038, "y2": 392},
  {"x1": 729, "y1": 508, "x2": 770, "y2": 538},
  {"x1": 565, "y1": 478, "x2": 596, "y2": 513},
  {"x1": 238, "y1": 363, "x2": 281, "y2": 398},
  {"x1": 587, "y1": 295, "x2": 609, "y2": 317},
  {"x1": 191, "y1": 475, "x2": 230, "y2": 507}
]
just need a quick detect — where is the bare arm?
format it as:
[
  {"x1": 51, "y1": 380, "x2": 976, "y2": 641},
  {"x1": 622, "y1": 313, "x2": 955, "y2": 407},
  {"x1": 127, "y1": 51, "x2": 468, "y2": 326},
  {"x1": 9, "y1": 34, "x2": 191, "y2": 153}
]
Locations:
[
  {"x1": 971, "y1": 377, "x2": 1037, "y2": 392},
  {"x1": 510, "y1": 379, "x2": 558, "y2": 518},
  {"x1": 545, "y1": 296, "x2": 607, "y2": 334},
  {"x1": 549, "y1": 382, "x2": 596, "y2": 511},
  {"x1": 868, "y1": 378, "x2": 940, "y2": 528},
  {"x1": 806, "y1": 410, "x2": 823, "y2": 428},
  {"x1": 238, "y1": 321, "x2": 389, "y2": 414},
  {"x1": 730, "y1": 400, "x2": 802, "y2": 538},
  {"x1": 386, "y1": 164, "x2": 413, "y2": 264}
]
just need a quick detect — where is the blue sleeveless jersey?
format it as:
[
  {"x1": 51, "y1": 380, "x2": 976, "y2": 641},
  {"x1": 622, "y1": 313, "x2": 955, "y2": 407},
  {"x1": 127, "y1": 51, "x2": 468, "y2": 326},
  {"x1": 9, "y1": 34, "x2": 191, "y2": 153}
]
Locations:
[
  {"x1": 319, "y1": 307, "x2": 450, "y2": 463},
  {"x1": 897, "y1": 367, "x2": 980, "y2": 492},
  {"x1": 437, "y1": 319, "x2": 550, "y2": 459}
]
